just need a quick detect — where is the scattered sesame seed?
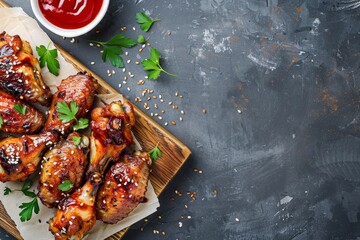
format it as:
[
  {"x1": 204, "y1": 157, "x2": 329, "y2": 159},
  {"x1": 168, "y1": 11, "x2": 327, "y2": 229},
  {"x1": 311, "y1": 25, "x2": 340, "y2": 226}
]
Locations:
[
  {"x1": 171, "y1": 121, "x2": 176, "y2": 125},
  {"x1": 125, "y1": 52, "x2": 129, "y2": 56},
  {"x1": 237, "y1": 109, "x2": 242, "y2": 113},
  {"x1": 178, "y1": 222, "x2": 183, "y2": 228},
  {"x1": 89, "y1": 43, "x2": 94, "y2": 46},
  {"x1": 127, "y1": 87, "x2": 131, "y2": 92},
  {"x1": 164, "y1": 122, "x2": 168, "y2": 126},
  {"x1": 235, "y1": 218, "x2": 239, "y2": 222},
  {"x1": 132, "y1": 27, "x2": 136, "y2": 31},
  {"x1": 202, "y1": 108, "x2": 207, "y2": 114},
  {"x1": 90, "y1": 62, "x2": 95, "y2": 65},
  {"x1": 180, "y1": 117, "x2": 183, "y2": 121},
  {"x1": 127, "y1": 59, "x2": 131, "y2": 64},
  {"x1": 135, "y1": 61, "x2": 140, "y2": 65},
  {"x1": 70, "y1": 38, "x2": 75, "y2": 43}
]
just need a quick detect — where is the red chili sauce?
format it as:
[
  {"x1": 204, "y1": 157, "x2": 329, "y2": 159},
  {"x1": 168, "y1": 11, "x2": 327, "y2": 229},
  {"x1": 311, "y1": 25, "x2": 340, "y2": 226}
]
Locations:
[{"x1": 38, "y1": 0, "x2": 104, "y2": 29}]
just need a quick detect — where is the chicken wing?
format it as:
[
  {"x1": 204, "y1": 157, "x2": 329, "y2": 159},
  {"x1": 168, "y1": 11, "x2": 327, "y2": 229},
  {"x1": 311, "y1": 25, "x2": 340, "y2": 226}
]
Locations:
[
  {"x1": 86, "y1": 101, "x2": 135, "y2": 176},
  {"x1": 0, "y1": 131, "x2": 58, "y2": 182},
  {"x1": 42, "y1": 73, "x2": 98, "y2": 135},
  {"x1": 95, "y1": 151, "x2": 151, "y2": 224},
  {"x1": 38, "y1": 132, "x2": 89, "y2": 208},
  {"x1": 49, "y1": 172, "x2": 102, "y2": 240},
  {"x1": 0, "y1": 32, "x2": 52, "y2": 106},
  {"x1": 0, "y1": 90, "x2": 45, "y2": 134}
]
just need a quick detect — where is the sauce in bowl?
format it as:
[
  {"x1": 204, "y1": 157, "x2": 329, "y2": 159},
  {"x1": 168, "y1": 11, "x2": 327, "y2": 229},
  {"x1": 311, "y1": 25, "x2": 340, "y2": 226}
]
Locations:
[{"x1": 38, "y1": 0, "x2": 104, "y2": 29}]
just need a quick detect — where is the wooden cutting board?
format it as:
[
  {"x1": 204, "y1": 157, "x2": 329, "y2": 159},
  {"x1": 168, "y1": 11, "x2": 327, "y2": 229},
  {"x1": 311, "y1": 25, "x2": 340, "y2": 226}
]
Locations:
[{"x1": 0, "y1": 1, "x2": 191, "y2": 239}]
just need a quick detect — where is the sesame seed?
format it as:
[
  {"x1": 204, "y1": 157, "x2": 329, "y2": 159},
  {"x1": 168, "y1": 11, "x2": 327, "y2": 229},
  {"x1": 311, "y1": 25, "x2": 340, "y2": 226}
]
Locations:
[
  {"x1": 235, "y1": 218, "x2": 239, "y2": 222},
  {"x1": 202, "y1": 108, "x2": 207, "y2": 114},
  {"x1": 125, "y1": 52, "x2": 129, "y2": 56},
  {"x1": 127, "y1": 59, "x2": 131, "y2": 64},
  {"x1": 90, "y1": 62, "x2": 95, "y2": 65},
  {"x1": 171, "y1": 121, "x2": 176, "y2": 125}
]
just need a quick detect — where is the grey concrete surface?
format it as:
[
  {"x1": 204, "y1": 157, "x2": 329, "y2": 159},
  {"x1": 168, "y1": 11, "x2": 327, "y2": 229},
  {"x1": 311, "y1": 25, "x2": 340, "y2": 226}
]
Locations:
[{"x1": 1, "y1": 0, "x2": 360, "y2": 239}]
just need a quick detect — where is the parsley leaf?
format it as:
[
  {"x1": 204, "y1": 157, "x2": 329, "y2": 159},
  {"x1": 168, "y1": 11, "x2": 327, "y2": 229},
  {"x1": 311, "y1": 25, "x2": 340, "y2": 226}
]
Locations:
[
  {"x1": 36, "y1": 43, "x2": 60, "y2": 76},
  {"x1": 56, "y1": 101, "x2": 89, "y2": 131},
  {"x1": 4, "y1": 187, "x2": 11, "y2": 195},
  {"x1": 148, "y1": 143, "x2": 162, "y2": 161},
  {"x1": 73, "y1": 136, "x2": 81, "y2": 146},
  {"x1": 19, "y1": 198, "x2": 39, "y2": 222},
  {"x1": 142, "y1": 47, "x2": 175, "y2": 80},
  {"x1": 90, "y1": 34, "x2": 136, "y2": 68},
  {"x1": 137, "y1": 35, "x2": 146, "y2": 44},
  {"x1": 73, "y1": 118, "x2": 89, "y2": 131},
  {"x1": 58, "y1": 180, "x2": 74, "y2": 192},
  {"x1": 0, "y1": 116, "x2": 3, "y2": 128},
  {"x1": 14, "y1": 104, "x2": 27, "y2": 115},
  {"x1": 136, "y1": 12, "x2": 159, "y2": 32},
  {"x1": 4, "y1": 180, "x2": 40, "y2": 222}
]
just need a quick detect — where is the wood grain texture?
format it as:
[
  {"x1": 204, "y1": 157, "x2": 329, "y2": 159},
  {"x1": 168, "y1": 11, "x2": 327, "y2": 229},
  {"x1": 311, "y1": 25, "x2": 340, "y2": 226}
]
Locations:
[{"x1": 0, "y1": 1, "x2": 191, "y2": 239}]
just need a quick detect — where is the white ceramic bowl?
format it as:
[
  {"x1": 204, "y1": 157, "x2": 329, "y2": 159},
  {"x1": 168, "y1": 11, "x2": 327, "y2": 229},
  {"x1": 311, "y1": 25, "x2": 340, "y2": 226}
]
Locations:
[{"x1": 30, "y1": 0, "x2": 110, "y2": 37}]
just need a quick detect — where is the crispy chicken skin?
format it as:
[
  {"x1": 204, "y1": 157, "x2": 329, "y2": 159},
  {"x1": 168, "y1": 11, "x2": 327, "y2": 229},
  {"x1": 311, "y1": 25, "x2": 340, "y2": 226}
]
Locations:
[
  {"x1": 38, "y1": 132, "x2": 90, "y2": 208},
  {"x1": 0, "y1": 90, "x2": 45, "y2": 134},
  {"x1": 49, "y1": 172, "x2": 102, "y2": 240},
  {"x1": 0, "y1": 32, "x2": 52, "y2": 106},
  {"x1": 86, "y1": 101, "x2": 135, "y2": 176},
  {"x1": 96, "y1": 151, "x2": 151, "y2": 224},
  {"x1": 42, "y1": 73, "x2": 98, "y2": 135},
  {"x1": 0, "y1": 132, "x2": 58, "y2": 182}
]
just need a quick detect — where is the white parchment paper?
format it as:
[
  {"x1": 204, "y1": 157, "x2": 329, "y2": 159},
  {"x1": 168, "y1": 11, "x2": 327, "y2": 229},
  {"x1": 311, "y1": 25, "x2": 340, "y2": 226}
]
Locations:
[{"x1": 0, "y1": 7, "x2": 159, "y2": 240}]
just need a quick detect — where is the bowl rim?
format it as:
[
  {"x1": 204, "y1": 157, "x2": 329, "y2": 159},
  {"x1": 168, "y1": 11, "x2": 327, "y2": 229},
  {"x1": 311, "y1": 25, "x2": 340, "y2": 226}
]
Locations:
[{"x1": 30, "y1": 0, "x2": 110, "y2": 38}]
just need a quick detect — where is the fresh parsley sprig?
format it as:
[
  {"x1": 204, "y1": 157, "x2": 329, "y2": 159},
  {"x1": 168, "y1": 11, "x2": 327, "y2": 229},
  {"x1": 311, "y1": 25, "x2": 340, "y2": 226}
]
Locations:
[
  {"x1": 36, "y1": 43, "x2": 60, "y2": 76},
  {"x1": 58, "y1": 180, "x2": 74, "y2": 192},
  {"x1": 142, "y1": 47, "x2": 175, "y2": 80},
  {"x1": 90, "y1": 34, "x2": 137, "y2": 68},
  {"x1": 149, "y1": 143, "x2": 162, "y2": 161},
  {"x1": 72, "y1": 136, "x2": 81, "y2": 146},
  {"x1": 136, "y1": 12, "x2": 159, "y2": 32},
  {"x1": 14, "y1": 104, "x2": 27, "y2": 115},
  {"x1": 4, "y1": 180, "x2": 40, "y2": 222},
  {"x1": 0, "y1": 116, "x2": 3, "y2": 129},
  {"x1": 56, "y1": 101, "x2": 89, "y2": 131}
]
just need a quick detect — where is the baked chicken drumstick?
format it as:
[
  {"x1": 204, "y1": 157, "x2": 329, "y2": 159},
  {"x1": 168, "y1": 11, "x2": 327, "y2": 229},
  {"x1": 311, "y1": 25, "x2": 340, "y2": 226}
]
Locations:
[
  {"x1": 42, "y1": 72, "x2": 98, "y2": 135},
  {"x1": 0, "y1": 90, "x2": 45, "y2": 134},
  {"x1": 38, "y1": 132, "x2": 89, "y2": 208},
  {"x1": 0, "y1": 131, "x2": 58, "y2": 182},
  {"x1": 96, "y1": 151, "x2": 152, "y2": 223},
  {"x1": 49, "y1": 172, "x2": 102, "y2": 240},
  {"x1": 86, "y1": 100, "x2": 135, "y2": 176},
  {"x1": 0, "y1": 32, "x2": 52, "y2": 106}
]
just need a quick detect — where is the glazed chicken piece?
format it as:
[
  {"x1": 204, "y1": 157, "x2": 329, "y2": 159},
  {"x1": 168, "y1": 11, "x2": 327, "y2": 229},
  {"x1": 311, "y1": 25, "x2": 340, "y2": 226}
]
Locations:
[
  {"x1": 86, "y1": 100, "x2": 135, "y2": 176},
  {"x1": 49, "y1": 172, "x2": 102, "y2": 240},
  {"x1": 0, "y1": 131, "x2": 58, "y2": 182},
  {"x1": 42, "y1": 73, "x2": 98, "y2": 135},
  {"x1": 0, "y1": 32, "x2": 52, "y2": 106},
  {"x1": 0, "y1": 90, "x2": 45, "y2": 134},
  {"x1": 38, "y1": 132, "x2": 89, "y2": 208},
  {"x1": 96, "y1": 151, "x2": 151, "y2": 223}
]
